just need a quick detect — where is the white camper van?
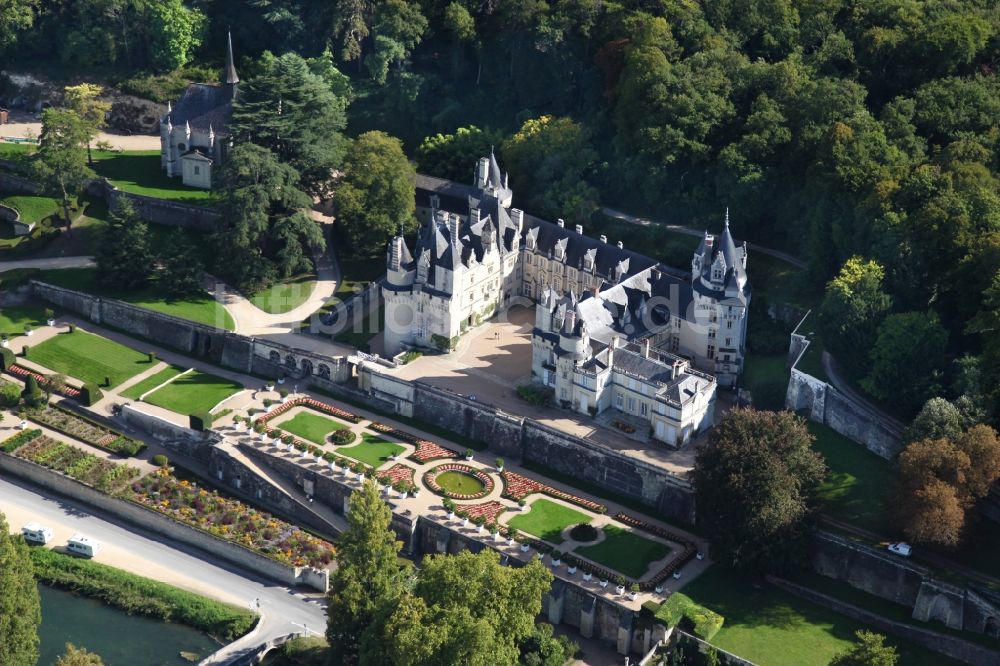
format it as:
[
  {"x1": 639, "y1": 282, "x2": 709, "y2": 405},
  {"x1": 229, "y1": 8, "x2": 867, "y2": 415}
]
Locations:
[
  {"x1": 66, "y1": 534, "x2": 101, "y2": 558},
  {"x1": 21, "y1": 522, "x2": 53, "y2": 545}
]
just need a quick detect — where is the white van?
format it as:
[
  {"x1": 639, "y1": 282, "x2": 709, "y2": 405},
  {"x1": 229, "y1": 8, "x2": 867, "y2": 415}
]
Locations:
[
  {"x1": 66, "y1": 534, "x2": 101, "y2": 558},
  {"x1": 21, "y1": 522, "x2": 53, "y2": 545}
]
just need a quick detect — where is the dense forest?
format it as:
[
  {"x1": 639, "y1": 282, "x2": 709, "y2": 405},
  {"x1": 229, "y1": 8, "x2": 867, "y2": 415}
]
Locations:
[{"x1": 4, "y1": 0, "x2": 1000, "y2": 423}]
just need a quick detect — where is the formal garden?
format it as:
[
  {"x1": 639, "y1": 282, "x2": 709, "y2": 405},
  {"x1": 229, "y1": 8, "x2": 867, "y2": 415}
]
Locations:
[
  {"x1": 138, "y1": 369, "x2": 243, "y2": 415},
  {"x1": 24, "y1": 328, "x2": 153, "y2": 388}
]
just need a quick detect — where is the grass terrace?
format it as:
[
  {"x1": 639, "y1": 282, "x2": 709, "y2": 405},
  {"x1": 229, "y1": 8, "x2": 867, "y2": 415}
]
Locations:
[
  {"x1": 250, "y1": 274, "x2": 316, "y2": 315},
  {"x1": 91, "y1": 150, "x2": 217, "y2": 205},
  {"x1": 35, "y1": 267, "x2": 235, "y2": 330},
  {"x1": 0, "y1": 142, "x2": 34, "y2": 157},
  {"x1": 27, "y1": 330, "x2": 150, "y2": 387},
  {"x1": 811, "y1": 423, "x2": 892, "y2": 534},
  {"x1": 278, "y1": 411, "x2": 347, "y2": 445},
  {"x1": 0, "y1": 194, "x2": 61, "y2": 223},
  {"x1": 436, "y1": 470, "x2": 486, "y2": 495},
  {"x1": 120, "y1": 365, "x2": 186, "y2": 400},
  {"x1": 142, "y1": 370, "x2": 243, "y2": 415},
  {"x1": 337, "y1": 433, "x2": 405, "y2": 468},
  {"x1": 507, "y1": 498, "x2": 592, "y2": 545},
  {"x1": 0, "y1": 305, "x2": 46, "y2": 338},
  {"x1": 575, "y1": 526, "x2": 671, "y2": 579}
]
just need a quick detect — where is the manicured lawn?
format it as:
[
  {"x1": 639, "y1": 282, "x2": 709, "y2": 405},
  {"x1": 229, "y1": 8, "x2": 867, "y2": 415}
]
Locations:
[
  {"x1": 338, "y1": 433, "x2": 405, "y2": 468},
  {"x1": 0, "y1": 195, "x2": 61, "y2": 223},
  {"x1": 507, "y1": 498, "x2": 592, "y2": 545},
  {"x1": 575, "y1": 526, "x2": 671, "y2": 579},
  {"x1": 0, "y1": 142, "x2": 34, "y2": 157},
  {"x1": 35, "y1": 267, "x2": 235, "y2": 331},
  {"x1": 0, "y1": 305, "x2": 46, "y2": 338},
  {"x1": 436, "y1": 470, "x2": 486, "y2": 495},
  {"x1": 681, "y1": 566, "x2": 956, "y2": 666},
  {"x1": 250, "y1": 275, "x2": 316, "y2": 314},
  {"x1": 742, "y1": 353, "x2": 789, "y2": 410},
  {"x1": 91, "y1": 150, "x2": 217, "y2": 205},
  {"x1": 277, "y1": 411, "x2": 346, "y2": 445},
  {"x1": 142, "y1": 370, "x2": 243, "y2": 415},
  {"x1": 120, "y1": 365, "x2": 186, "y2": 400},
  {"x1": 27, "y1": 330, "x2": 151, "y2": 387},
  {"x1": 811, "y1": 423, "x2": 893, "y2": 535}
]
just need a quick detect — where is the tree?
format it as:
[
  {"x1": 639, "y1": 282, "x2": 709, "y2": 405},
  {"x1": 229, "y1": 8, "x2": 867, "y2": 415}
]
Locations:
[
  {"x1": 365, "y1": 0, "x2": 427, "y2": 85},
  {"x1": 21, "y1": 374, "x2": 43, "y2": 408},
  {"x1": 415, "y1": 126, "x2": 502, "y2": 182},
  {"x1": 42, "y1": 373, "x2": 67, "y2": 401},
  {"x1": 325, "y1": 480, "x2": 403, "y2": 665},
  {"x1": 330, "y1": 0, "x2": 375, "y2": 67},
  {"x1": 955, "y1": 425, "x2": 1000, "y2": 500},
  {"x1": 502, "y1": 116, "x2": 600, "y2": 224},
  {"x1": 63, "y1": 83, "x2": 110, "y2": 166},
  {"x1": 95, "y1": 198, "x2": 154, "y2": 289},
  {"x1": 333, "y1": 131, "x2": 415, "y2": 257},
  {"x1": 55, "y1": 644, "x2": 105, "y2": 666},
  {"x1": 146, "y1": 0, "x2": 206, "y2": 72},
  {"x1": 0, "y1": 0, "x2": 37, "y2": 51},
  {"x1": 817, "y1": 257, "x2": 892, "y2": 377},
  {"x1": 692, "y1": 409, "x2": 826, "y2": 573},
  {"x1": 0, "y1": 510, "x2": 41, "y2": 666},
  {"x1": 862, "y1": 312, "x2": 948, "y2": 416},
  {"x1": 902, "y1": 478, "x2": 966, "y2": 547},
  {"x1": 230, "y1": 52, "x2": 349, "y2": 191},
  {"x1": 158, "y1": 229, "x2": 204, "y2": 296},
  {"x1": 212, "y1": 143, "x2": 323, "y2": 292},
  {"x1": 829, "y1": 630, "x2": 898, "y2": 666},
  {"x1": 519, "y1": 622, "x2": 577, "y2": 666},
  {"x1": 906, "y1": 398, "x2": 964, "y2": 443},
  {"x1": 32, "y1": 107, "x2": 94, "y2": 230},
  {"x1": 359, "y1": 550, "x2": 553, "y2": 666}
]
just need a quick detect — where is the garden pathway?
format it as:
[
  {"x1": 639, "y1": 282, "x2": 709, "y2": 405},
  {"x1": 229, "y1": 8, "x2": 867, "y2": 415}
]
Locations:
[
  {"x1": 2, "y1": 122, "x2": 160, "y2": 151},
  {"x1": 0, "y1": 255, "x2": 94, "y2": 273}
]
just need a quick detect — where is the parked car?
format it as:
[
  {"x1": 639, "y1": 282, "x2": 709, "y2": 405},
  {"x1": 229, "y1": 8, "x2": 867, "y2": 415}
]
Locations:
[
  {"x1": 21, "y1": 522, "x2": 53, "y2": 545},
  {"x1": 66, "y1": 534, "x2": 101, "y2": 558},
  {"x1": 887, "y1": 542, "x2": 912, "y2": 557}
]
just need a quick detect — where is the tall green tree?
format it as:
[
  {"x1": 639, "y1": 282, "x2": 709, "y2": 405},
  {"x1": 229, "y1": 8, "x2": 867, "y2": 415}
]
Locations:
[
  {"x1": 330, "y1": 0, "x2": 375, "y2": 67},
  {"x1": 693, "y1": 409, "x2": 826, "y2": 574},
  {"x1": 0, "y1": 510, "x2": 41, "y2": 666},
  {"x1": 146, "y1": 0, "x2": 206, "y2": 72},
  {"x1": 862, "y1": 312, "x2": 948, "y2": 415},
  {"x1": 32, "y1": 107, "x2": 94, "y2": 230},
  {"x1": 333, "y1": 131, "x2": 415, "y2": 257},
  {"x1": 415, "y1": 126, "x2": 502, "y2": 182},
  {"x1": 359, "y1": 550, "x2": 553, "y2": 666},
  {"x1": 365, "y1": 0, "x2": 427, "y2": 85},
  {"x1": 829, "y1": 630, "x2": 898, "y2": 666},
  {"x1": 95, "y1": 198, "x2": 154, "y2": 289},
  {"x1": 0, "y1": 0, "x2": 39, "y2": 51},
  {"x1": 817, "y1": 257, "x2": 892, "y2": 377},
  {"x1": 212, "y1": 143, "x2": 323, "y2": 292},
  {"x1": 55, "y1": 643, "x2": 106, "y2": 666},
  {"x1": 230, "y1": 52, "x2": 349, "y2": 191},
  {"x1": 63, "y1": 83, "x2": 110, "y2": 166},
  {"x1": 158, "y1": 229, "x2": 204, "y2": 296},
  {"x1": 326, "y1": 480, "x2": 403, "y2": 666}
]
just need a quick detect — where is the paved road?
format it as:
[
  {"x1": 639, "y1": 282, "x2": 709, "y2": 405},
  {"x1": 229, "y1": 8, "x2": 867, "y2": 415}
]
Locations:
[
  {"x1": 0, "y1": 475, "x2": 327, "y2": 664},
  {"x1": 0, "y1": 255, "x2": 94, "y2": 273},
  {"x1": 820, "y1": 350, "x2": 905, "y2": 432},
  {"x1": 601, "y1": 206, "x2": 808, "y2": 269}
]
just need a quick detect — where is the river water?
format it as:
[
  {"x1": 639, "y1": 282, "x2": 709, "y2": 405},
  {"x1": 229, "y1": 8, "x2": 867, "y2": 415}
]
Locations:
[{"x1": 38, "y1": 584, "x2": 220, "y2": 665}]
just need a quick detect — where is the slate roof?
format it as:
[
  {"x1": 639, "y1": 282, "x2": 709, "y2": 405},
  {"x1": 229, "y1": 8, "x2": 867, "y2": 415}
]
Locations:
[{"x1": 169, "y1": 84, "x2": 234, "y2": 134}]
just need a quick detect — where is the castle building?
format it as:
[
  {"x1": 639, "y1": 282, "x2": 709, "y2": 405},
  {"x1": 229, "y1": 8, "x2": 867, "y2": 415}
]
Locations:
[
  {"x1": 159, "y1": 31, "x2": 239, "y2": 189},
  {"x1": 384, "y1": 154, "x2": 750, "y2": 446}
]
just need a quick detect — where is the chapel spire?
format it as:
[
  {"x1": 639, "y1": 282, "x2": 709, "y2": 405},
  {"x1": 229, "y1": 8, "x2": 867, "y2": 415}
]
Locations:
[{"x1": 224, "y1": 29, "x2": 240, "y2": 87}]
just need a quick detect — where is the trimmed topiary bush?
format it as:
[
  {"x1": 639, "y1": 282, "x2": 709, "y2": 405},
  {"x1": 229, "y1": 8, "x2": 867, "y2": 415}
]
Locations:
[
  {"x1": 189, "y1": 412, "x2": 213, "y2": 431},
  {"x1": 569, "y1": 523, "x2": 599, "y2": 543},
  {"x1": 0, "y1": 380, "x2": 21, "y2": 407},
  {"x1": 152, "y1": 454, "x2": 169, "y2": 467},
  {"x1": 329, "y1": 429, "x2": 357, "y2": 445},
  {"x1": 79, "y1": 382, "x2": 103, "y2": 407},
  {"x1": 655, "y1": 593, "x2": 724, "y2": 641},
  {"x1": 22, "y1": 375, "x2": 43, "y2": 407},
  {"x1": 0, "y1": 347, "x2": 14, "y2": 371}
]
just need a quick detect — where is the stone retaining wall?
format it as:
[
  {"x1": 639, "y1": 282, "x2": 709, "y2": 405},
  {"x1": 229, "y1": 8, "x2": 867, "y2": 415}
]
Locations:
[
  {"x1": 768, "y1": 576, "x2": 1000, "y2": 666},
  {"x1": 86, "y1": 178, "x2": 220, "y2": 231},
  {"x1": 0, "y1": 451, "x2": 326, "y2": 590}
]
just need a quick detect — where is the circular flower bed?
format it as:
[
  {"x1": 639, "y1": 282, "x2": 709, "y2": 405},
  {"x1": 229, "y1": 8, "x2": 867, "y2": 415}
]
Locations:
[
  {"x1": 329, "y1": 429, "x2": 357, "y2": 445},
  {"x1": 569, "y1": 523, "x2": 599, "y2": 543},
  {"x1": 424, "y1": 463, "x2": 494, "y2": 500}
]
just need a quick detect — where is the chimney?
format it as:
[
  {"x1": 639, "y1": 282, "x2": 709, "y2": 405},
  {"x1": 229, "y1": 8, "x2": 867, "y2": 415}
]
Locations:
[
  {"x1": 599, "y1": 235, "x2": 607, "y2": 244},
  {"x1": 557, "y1": 219, "x2": 565, "y2": 228},
  {"x1": 591, "y1": 285, "x2": 599, "y2": 298},
  {"x1": 643, "y1": 338, "x2": 651, "y2": 358},
  {"x1": 470, "y1": 207, "x2": 480, "y2": 225},
  {"x1": 608, "y1": 336, "x2": 619, "y2": 366},
  {"x1": 705, "y1": 235, "x2": 714, "y2": 251},
  {"x1": 617, "y1": 241, "x2": 624, "y2": 250},
  {"x1": 575, "y1": 224, "x2": 583, "y2": 234},
  {"x1": 564, "y1": 309, "x2": 576, "y2": 335},
  {"x1": 511, "y1": 208, "x2": 524, "y2": 229}
]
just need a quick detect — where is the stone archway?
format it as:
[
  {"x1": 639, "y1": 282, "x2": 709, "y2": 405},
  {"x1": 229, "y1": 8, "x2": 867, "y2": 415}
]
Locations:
[
  {"x1": 318, "y1": 364, "x2": 330, "y2": 379},
  {"x1": 301, "y1": 359, "x2": 314, "y2": 378},
  {"x1": 285, "y1": 354, "x2": 297, "y2": 370},
  {"x1": 269, "y1": 350, "x2": 280, "y2": 363}
]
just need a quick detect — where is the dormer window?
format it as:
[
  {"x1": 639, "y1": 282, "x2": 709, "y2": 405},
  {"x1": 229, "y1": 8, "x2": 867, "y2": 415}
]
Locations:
[{"x1": 712, "y1": 267, "x2": 723, "y2": 281}]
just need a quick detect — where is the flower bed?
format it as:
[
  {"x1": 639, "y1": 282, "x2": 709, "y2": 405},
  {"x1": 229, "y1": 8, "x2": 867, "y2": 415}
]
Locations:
[
  {"x1": 369, "y1": 422, "x2": 460, "y2": 462},
  {"x1": 424, "y1": 463, "x2": 494, "y2": 500},
  {"x1": 27, "y1": 404, "x2": 145, "y2": 457},
  {"x1": 0, "y1": 428, "x2": 42, "y2": 453},
  {"x1": 15, "y1": 435, "x2": 139, "y2": 493},
  {"x1": 500, "y1": 470, "x2": 607, "y2": 514},
  {"x1": 131, "y1": 468, "x2": 335, "y2": 568},
  {"x1": 250, "y1": 426, "x2": 375, "y2": 475},
  {"x1": 459, "y1": 500, "x2": 507, "y2": 525},
  {"x1": 376, "y1": 463, "x2": 415, "y2": 486},
  {"x1": 6, "y1": 364, "x2": 81, "y2": 398},
  {"x1": 255, "y1": 397, "x2": 362, "y2": 427}
]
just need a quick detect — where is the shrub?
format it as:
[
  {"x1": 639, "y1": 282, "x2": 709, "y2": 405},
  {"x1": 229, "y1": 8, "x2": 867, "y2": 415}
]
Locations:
[
  {"x1": 79, "y1": 382, "x2": 103, "y2": 407},
  {"x1": 21, "y1": 344, "x2": 30, "y2": 358},
  {"x1": 401, "y1": 350, "x2": 422, "y2": 364},
  {"x1": 655, "y1": 593, "x2": 724, "y2": 641},
  {"x1": 68, "y1": 324, "x2": 76, "y2": 333},
  {"x1": 147, "y1": 352, "x2": 157, "y2": 363},
  {"x1": 569, "y1": 523, "x2": 599, "y2": 542},
  {"x1": 190, "y1": 412, "x2": 213, "y2": 431},
  {"x1": 0, "y1": 428, "x2": 42, "y2": 453},
  {"x1": 517, "y1": 384, "x2": 553, "y2": 407},
  {"x1": 152, "y1": 454, "x2": 169, "y2": 467},
  {"x1": 0, "y1": 380, "x2": 21, "y2": 407},
  {"x1": 329, "y1": 429, "x2": 357, "y2": 445},
  {"x1": 0, "y1": 347, "x2": 14, "y2": 371},
  {"x1": 22, "y1": 375, "x2": 43, "y2": 407}
]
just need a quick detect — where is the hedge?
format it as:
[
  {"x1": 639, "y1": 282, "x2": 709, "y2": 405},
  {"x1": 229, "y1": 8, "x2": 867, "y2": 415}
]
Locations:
[
  {"x1": 329, "y1": 429, "x2": 357, "y2": 445},
  {"x1": 1, "y1": 347, "x2": 14, "y2": 371},
  {"x1": 190, "y1": 412, "x2": 213, "y2": 431},
  {"x1": 30, "y1": 548, "x2": 257, "y2": 641},
  {"x1": 0, "y1": 428, "x2": 42, "y2": 453},
  {"x1": 79, "y1": 382, "x2": 103, "y2": 406},
  {"x1": 654, "y1": 592, "x2": 725, "y2": 641}
]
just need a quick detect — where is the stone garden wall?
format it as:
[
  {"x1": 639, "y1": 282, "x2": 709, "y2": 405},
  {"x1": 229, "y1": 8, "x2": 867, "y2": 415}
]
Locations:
[{"x1": 86, "y1": 178, "x2": 220, "y2": 231}]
